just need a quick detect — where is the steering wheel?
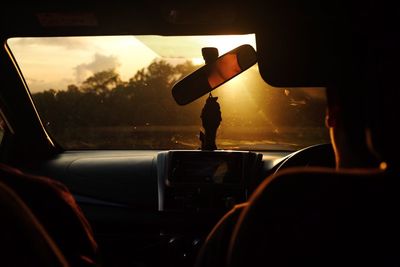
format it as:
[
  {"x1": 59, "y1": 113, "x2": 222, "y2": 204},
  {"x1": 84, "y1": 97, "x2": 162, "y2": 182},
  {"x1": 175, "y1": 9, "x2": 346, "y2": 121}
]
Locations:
[{"x1": 273, "y1": 143, "x2": 335, "y2": 175}]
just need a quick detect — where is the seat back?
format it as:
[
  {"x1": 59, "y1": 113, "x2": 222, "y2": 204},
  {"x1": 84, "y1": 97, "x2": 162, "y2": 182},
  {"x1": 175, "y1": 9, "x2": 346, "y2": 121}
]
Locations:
[
  {"x1": 228, "y1": 167, "x2": 400, "y2": 267},
  {"x1": 0, "y1": 181, "x2": 68, "y2": 267}
]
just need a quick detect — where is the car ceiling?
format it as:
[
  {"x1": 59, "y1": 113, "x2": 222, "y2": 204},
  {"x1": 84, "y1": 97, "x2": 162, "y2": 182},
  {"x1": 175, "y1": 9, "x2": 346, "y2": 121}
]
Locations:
[
  {"x1": 0, "y1": 0, "x2": 258, "y2": 37},
  {"x1": 1, "y1": 0, "x2": 366, "y2": 37}
]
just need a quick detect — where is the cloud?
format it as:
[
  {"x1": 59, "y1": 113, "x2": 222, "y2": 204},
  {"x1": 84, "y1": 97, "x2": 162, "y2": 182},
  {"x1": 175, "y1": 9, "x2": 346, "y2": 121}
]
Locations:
[
  {"x1": 10, "y1": 37, "x2": 89, "y2": 50},
  {"x1": 25, "y1": 77, "x2": 59, "y2": 93},
  {"x1": 74, "y1": 53, "x2": 120, "y2": 83}
]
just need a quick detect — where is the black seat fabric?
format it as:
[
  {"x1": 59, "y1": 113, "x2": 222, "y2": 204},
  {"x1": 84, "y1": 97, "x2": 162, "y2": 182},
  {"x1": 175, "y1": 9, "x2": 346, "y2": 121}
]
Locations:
[
  {"x1": 0, "y1": 181, "x2": 68, "y2": 267},
  {"x1": 0, "y1": 163, "x2": 99, "y2": 267},
  {"x1": 228, "y1": 167, "x2": 400, "y2": 267}
]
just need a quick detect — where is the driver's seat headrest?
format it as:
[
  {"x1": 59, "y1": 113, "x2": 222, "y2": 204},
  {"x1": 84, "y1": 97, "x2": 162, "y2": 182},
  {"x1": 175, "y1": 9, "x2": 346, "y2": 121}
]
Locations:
[{"x1": 228, "y1": 167, "x2": 400, "y2": 267}]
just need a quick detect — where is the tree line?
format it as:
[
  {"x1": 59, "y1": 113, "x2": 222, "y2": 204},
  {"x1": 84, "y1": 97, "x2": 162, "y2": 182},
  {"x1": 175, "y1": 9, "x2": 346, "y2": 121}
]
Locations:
[
  {"x1": 33, "y1": 60, "x2": 201, "y2": 132},
  {"x1": 32, "y1": 59, "x2": 328, "y2": 148}
]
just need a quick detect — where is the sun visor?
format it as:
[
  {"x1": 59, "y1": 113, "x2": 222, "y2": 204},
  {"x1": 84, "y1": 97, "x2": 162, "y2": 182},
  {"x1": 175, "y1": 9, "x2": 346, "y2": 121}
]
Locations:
[{"x1": 255, "y1": 16, "x2": 351, "y2": 87}]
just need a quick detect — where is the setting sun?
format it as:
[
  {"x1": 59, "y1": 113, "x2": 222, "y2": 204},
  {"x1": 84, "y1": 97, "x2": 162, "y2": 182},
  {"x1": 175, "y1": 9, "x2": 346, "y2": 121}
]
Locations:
[
  {"x1": 191, "y1": 57, "x2": 205, "y2": 65},
  {"x1": 198, "y1": 34, "x2": 256, "y2": 55},
  {"x1": 191, "y1": 34, "x2": 256, "y2": 65}
]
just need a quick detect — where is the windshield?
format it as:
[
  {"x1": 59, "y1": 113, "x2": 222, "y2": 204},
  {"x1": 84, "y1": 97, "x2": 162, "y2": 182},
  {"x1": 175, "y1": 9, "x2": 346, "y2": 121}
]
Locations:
[{"x1": 7, "y1": 35, "x2": 329, "y2": 151}]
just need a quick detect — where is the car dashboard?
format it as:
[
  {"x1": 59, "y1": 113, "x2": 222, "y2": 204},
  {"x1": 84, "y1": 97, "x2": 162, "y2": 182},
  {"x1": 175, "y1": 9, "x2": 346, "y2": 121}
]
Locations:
[{"x1": 33, "y1": 149, "x2": 288, "y2": 266}]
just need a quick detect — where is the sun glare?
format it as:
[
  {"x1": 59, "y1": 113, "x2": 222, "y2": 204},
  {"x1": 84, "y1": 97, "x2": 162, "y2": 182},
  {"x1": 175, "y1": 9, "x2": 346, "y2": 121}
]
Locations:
[
  {"x1": 190, "y1": 34, "x2": 256, "y2": 66},
  {"x1": 199, "y1": 34, "x2": 256, "y2": 55},
  {"x1": 191, "y1": 57, "x2": 205, "y2": 65}
]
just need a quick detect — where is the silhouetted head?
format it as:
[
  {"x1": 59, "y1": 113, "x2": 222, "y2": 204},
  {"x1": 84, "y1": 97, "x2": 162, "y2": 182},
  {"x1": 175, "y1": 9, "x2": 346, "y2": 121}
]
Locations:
[{"x1": 325, "y1": 83, "x2": 378, "y2": 169}]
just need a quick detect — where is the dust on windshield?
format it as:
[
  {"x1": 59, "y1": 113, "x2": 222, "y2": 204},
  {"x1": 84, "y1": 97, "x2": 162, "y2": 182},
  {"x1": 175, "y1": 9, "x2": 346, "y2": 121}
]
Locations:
[{"x1": 7, "y1": 35, "x2": 329, "y2": 151}]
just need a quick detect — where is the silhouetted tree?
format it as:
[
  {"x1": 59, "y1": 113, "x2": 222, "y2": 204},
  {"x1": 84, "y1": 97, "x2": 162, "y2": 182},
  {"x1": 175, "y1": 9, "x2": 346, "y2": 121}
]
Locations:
[{"x1": 81, "y1": 69, "x2": 122, "y2": 95}]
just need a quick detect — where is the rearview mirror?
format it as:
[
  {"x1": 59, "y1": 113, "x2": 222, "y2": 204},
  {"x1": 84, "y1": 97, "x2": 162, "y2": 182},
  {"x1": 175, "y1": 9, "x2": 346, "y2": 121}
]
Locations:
[{"x1": 172, "y1": 44, "x2": 257, "y2": 105}]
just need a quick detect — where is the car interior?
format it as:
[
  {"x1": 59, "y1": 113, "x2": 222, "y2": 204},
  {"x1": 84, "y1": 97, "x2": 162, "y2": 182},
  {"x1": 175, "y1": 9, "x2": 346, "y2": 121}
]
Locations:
[{"x1": 0, "y1": 1, "x2": 397, "y2": 266}]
